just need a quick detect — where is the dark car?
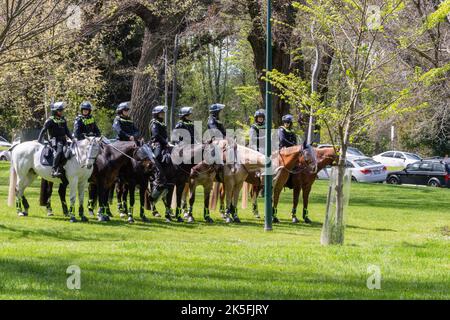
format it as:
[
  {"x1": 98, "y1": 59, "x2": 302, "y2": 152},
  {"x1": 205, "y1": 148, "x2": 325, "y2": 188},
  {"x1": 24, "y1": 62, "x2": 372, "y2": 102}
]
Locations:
[{"x1": 386, "y1": 160, "x2": 450, "y2": 188}]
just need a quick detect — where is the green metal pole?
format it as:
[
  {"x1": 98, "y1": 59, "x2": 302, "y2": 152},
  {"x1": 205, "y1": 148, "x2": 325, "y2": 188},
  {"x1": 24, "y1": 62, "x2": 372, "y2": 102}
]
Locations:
[{"x1": 264, "y1": 0, "x2": 273, "y2": 231}]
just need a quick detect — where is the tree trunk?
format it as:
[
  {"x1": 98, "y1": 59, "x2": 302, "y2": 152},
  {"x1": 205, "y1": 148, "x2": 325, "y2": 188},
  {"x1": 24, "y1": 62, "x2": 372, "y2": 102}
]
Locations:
[{"x1": 130, "y1": 27, "x2": 165, "y2": 138}]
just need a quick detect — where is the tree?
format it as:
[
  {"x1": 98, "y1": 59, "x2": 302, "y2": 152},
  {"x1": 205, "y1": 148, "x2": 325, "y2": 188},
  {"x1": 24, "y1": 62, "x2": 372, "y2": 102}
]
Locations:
[{"x1": 267, "y1": 0, "x2": 428, "y2": 244}]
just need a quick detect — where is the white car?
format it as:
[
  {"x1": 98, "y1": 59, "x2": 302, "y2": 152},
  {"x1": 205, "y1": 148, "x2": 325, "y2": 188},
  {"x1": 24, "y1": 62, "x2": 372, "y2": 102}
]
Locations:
[
  {"x1": 317, "y1": 157, "x2": 387, "y2": 183},
  {"x1": 372, "y1": 151, "x2": 422, "y2": 169},
  {"x1": 0, "y1": 136, "x2": 11, "y2": 149}
]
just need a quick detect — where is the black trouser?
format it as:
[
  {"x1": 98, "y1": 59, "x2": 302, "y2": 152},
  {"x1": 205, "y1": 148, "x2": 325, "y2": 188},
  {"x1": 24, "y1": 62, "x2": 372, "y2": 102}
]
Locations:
[
  {"x1": 152, "y1": 144, "x2": 167, "y2": 189},
  {"x1": 52, "y1": 139, "x2": 66, "y2": 170}
]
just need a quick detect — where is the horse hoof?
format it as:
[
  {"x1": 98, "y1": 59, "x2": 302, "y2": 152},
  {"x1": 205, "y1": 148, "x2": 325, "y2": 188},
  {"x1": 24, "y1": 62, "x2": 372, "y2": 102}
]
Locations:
[
  {"x1": 233, "y1": 217, "x2": 241, "y2": 223},
  {"x1": 107, "y1": 213, "x2": 113, "y2": 218},
  {"x1": 128, "y1": 217, "x2": 135, "y2": 224},
  {"x1": 47, "y1": 212, "x2": 54, "y2": 217},
  {"x1": 292, "y1": 217, "x2": 299, "y2": 224},
  {"x1": 119, "y1": 213, "x2": 127, "y2": 219},
  {"x1": 225, "y1": 217, "x2": 232, "y2": 224},
  {"x1": 273, "y1": 217, "x2": 280, "y2": 223},
  {"x1": 140, "y1": 215, "x2": 150, "y2": 223},
  {"x1": 152, "y1": 211, "x2": 161, "y2": 218},
  {"x1": 88, "y1": 210, "x2": 94, "y2": 217},
  {"x1": 205, "y1": 217, "x2": 214, "y2": 224},
  {"x1": 304, "y1": 217, "x2": 312, "y2": 224},
  {"x1": 18, "y1": 212, "x2": 28, "y2": 217},
  {"x1": 253, "y1": 214, "x2": 260, "y2": 219},
  {"x1": 176, "y1": 217, "x2": 184, "y2": 223},
  {"x1": 80, "y1": 216, "x2": 89, "y2": 223},
  {"x1": 69, "y1": 217, "x2": 77, "y2": 223},
  {"x1": 165, "y1": 214, "x2": 172, "y2": 223},
  {"x1": 187, "y1": 216, "x2": 195, "y2": 223}
]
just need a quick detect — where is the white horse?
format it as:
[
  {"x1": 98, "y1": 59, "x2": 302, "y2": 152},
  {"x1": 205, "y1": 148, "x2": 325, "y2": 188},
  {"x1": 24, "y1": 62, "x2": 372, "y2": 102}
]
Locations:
[{"x1": 8, "y1": 137, "x2": 102, "y2": 222}]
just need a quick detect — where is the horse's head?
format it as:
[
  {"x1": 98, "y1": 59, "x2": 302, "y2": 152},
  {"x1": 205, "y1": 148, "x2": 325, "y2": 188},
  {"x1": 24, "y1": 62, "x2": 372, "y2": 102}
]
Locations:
[
  {"x1": 300, "y1": 141, "x2": 318, "y2": 173},
  {"x1": 133, "y1": 143, "x2": 154, "y2": 171},
  {"x1": 78, "y1": 137, "x2": 101, "y2": 169}
]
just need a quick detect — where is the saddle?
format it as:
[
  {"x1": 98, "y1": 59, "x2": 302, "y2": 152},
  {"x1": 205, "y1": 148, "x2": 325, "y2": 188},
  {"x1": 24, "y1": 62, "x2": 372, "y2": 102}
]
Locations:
[{"x1": 40, "y1": 143, "x2": 73, "y2": 167}]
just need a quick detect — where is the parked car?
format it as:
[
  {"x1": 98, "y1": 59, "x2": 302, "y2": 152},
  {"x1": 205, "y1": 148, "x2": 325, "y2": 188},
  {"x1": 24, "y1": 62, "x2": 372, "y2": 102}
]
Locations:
[
  {"x1": 386, "y1": 160, "x2": 450, "y2": 188},
  {"x1": 0, "y1": 150, "x2": 11, "y2": 161},
  {"x1": 317, "y1": 157, "x2": 387, "y2": 183},
  {"x1": 372, "y1": 151, "x2": 422, "y2": 169},
  {"x1": 317, "y1": 144, "x2": 366, "y2": 157}
]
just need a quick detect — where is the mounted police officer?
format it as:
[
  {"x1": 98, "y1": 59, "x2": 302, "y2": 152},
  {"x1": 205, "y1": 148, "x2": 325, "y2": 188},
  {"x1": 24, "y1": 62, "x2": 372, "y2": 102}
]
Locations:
[
  {"x1": 73, "y1": 102, "x2": 101, "y2": 140},
  {"x1": 149, "y1": 105, "x2": 169, "y2": 202},
  {"x1": 207, "y1": 103, "x2": 226, "y2": 139},
  {"x1": 174, "y1": 107, "x2": 196, "y2": 145},
  {"x1": 37, "y1": 102, "x2": 72, "y2": 178},
  {"x1": 249, "y1": 109, "x2": 266, "y2": 153},
  {"x1": 278, "y1": 114, "x2": 297, "y2": 149},
  {"x1": 112, "y1": 102, "x2": 140, "y2": 141}
]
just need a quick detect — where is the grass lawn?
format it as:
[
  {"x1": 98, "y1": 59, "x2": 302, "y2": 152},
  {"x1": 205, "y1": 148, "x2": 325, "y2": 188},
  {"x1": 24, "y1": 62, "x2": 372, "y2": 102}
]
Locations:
[{"x1": 0, "y1": 161, "x2": 448, "y2": 300}]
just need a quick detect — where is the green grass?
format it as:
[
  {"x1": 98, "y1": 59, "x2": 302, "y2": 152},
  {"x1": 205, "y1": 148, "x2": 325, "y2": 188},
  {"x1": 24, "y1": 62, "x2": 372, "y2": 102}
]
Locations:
[{"x1": 0, "y1": 162, "x2": 448, "y2": 300}]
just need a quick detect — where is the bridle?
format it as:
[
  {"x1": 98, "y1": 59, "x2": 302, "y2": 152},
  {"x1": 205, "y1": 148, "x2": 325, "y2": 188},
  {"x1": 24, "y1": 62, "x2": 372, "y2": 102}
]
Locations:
[{"x1": 275, "y1": 145, "x2": 318, "y2": 175}]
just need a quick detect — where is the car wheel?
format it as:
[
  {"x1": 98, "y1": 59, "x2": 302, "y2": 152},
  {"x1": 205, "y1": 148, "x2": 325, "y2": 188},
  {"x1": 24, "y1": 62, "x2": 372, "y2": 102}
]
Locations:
[
  {"x1": 0, "y1": 156, "x2": 7, "y2": 161},
  {"x1": 351, "y1": 176, "x2": 358, "y2": 182},
  {"x1": 387, "y1": 176, "x2": 400, "y2": 185},
  {"x1": 428, "y1": 179, "x2": 440, "y2": 187}
]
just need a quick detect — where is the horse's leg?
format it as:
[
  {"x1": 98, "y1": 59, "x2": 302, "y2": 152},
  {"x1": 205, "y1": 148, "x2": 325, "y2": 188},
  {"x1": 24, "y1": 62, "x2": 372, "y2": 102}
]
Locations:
[
  {"x1": 96, "y1": 181, "x2": 109, "y2": 222},
  {"x1": 219, "y1": 183, "x2": 226, "y2": 218},
  {"x1": 232, "y1": 181, "x2": 244, "y2": 223},
  {"x1": 125, "y1": 182, "x2": 135, "y2": 223},
  {"x1": 46, "y1": 181, "x2": 54, "y2": 216},
  {"x1": 203, "y1": 181, "x2": 214, "y2": 223},
  {"x1": 175, "y1": 183, "x2": 185, "y2": 223},
  {"x1": 16, "y1": 171, "x2": 35, "y2": 217},
  {"x1": 224, "y1": 180, "x2": 234, "y2": 224},
  {"x1": 291, "y1": 178, "x2": 301, "y2": 224},
  {"x1": 77, "y1": 179, "x2": 89, "y2": 222},
  {"x1": 67, "y1": 177, "x2": 78, "y2": 222},
  {"x1": 163, "y1": 185, "x2": 174, "y2": 222},
  {"x1": 58, "y1": 181, "x2": 69, "y2": 217},
  {"x1": 139, "y1": 183, "x2": 150, "y2": 222},
  {"x1": 87, "y1": 183, "x2": 97, "y2": 216},
  {"x1": 251, "y1": 185, "x2": 260, "y2": 219},
  {"x1": 302, "y1": 183, "x2": 313, "y2": 224},
  {"x1": 181, "y1": 183, "x2": 189, "y2": 217}
]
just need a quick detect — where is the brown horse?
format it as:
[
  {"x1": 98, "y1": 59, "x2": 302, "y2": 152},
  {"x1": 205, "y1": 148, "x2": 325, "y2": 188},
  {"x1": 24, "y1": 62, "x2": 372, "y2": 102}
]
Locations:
[
  {"x1": 289, "y1": 147, "x2": 338, "y2": 223},
  {"x1": 246, "y1": 142, "x2": 318, "y2": 222}
]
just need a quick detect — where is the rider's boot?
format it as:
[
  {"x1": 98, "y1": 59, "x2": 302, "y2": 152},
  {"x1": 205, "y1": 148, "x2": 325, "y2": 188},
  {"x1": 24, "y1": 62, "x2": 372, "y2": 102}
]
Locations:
[
  {"x1": 51, "y1": 166, "x2": 63, "y2": 178},
  {"x1": 204, "y1": 208, "x2": 214, "y2": 224},
  {"x1": 272, "y1": 207, "x2": 280, "y2": 223},
  {"x1": 303, "y1": 208, "x2": 312, "y2": 224}
]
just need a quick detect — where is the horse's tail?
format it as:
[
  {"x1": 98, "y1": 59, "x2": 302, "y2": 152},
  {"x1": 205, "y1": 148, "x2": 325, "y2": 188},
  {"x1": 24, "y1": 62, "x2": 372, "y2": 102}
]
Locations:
[
  {"x1": 210, "y1": 182, "x2": 220, "y2": 211},
  {"x1": 171, "y1": 185, "x2": 177, "y2": 209},
  {"x1": 8, "y1": 161, "x2": 17, "y2": 207},
  {"x1": 242, "y1": 182, "x2": 248, "y2": 209}
]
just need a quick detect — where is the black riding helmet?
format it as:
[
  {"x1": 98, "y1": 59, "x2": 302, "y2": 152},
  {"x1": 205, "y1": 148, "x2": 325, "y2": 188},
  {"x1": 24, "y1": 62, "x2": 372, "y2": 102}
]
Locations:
[
  {"x1": 116, "y1": 102, "x2": 130, "y2": 115},
  {"x1": 179, "y1": 107, "x2": 193, "y2": 118},
  {"x1": 282, "y1": 114, "x2": 294, "y2": 124},
  {"x1": 254, "y1": 109, "x2": 265, "y2": 120},
  {"x1": 152, "y1": 105, "x2": 166, "y2": 119},
  {"x1": 80, "y1": 101, "x2": 92, "y2": 113},
  {"x1": 51, "y1": 102, "x2": 65, "y2": 114}
]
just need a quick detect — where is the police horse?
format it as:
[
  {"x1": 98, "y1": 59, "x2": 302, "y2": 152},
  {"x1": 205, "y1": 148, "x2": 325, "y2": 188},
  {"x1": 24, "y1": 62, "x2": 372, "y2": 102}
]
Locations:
[{"x1": 8, "y1": 137, "x2": 102, "y2": 222}]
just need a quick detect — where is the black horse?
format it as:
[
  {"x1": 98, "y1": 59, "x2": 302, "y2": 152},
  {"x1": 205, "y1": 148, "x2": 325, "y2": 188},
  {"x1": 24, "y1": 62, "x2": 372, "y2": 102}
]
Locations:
[{"x1": 87, "y1": 141, "x2": 153, "y2": 222}]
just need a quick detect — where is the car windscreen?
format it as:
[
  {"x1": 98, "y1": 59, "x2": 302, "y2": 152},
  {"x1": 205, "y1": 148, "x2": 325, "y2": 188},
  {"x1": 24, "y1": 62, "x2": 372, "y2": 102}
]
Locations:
[
  {"x1": 348, "y1": 147, "x2": 364, "y2": 156},
  {"x1": 405, "y1": 153, "x2": 421, "y2": 160},
  {"x1": 353, "y1": 158, "x2": 380, "y2": 167}
]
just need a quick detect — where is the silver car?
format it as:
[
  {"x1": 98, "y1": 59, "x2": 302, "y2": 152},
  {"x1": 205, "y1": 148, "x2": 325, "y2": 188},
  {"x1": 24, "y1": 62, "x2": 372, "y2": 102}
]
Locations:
[{"x1": 318, "y1": 157, "x2": 387, "y2": 183}]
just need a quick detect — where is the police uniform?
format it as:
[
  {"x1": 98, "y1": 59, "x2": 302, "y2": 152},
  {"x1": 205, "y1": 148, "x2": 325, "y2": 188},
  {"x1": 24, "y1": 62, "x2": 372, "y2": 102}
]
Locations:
[
  {"x1": 73, "y1": 115, "x2": 101, "y2": 140},
  {"x1": 38, "y1": 105, "x2": 72, "y2": 176},
  {"x1": 174, "y1": 119, "x2": 195, "y2": 145},
  {"x1": 278, "y1": 126, "x2": 297, "y2": 149},
  {"x1": 207, "y1": 115, "x2": 226, "y2": 138},
  {"x1": 112, "y1": 115, "x2": 139, "y2": 141},
  {"x1": 249, "y1": 109, "x2": 266, "y2": 153},
  {"x1": 149, "y1": 106, "x2": 169, "y2": 191}
]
